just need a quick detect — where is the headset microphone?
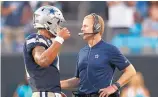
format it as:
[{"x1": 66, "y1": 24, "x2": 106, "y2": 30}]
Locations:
[
  {"x1": 78, "y1": 32, "x2": 97, "y2": 36},
  {"x1": 78, "y1": 33, "x2": 84, "y2": 36}
]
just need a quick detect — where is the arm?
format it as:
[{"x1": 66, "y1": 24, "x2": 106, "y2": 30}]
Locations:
[
  {"x1": 99, "y1": 64, "x2": 136, "y2": 97},
  {"x1": 116, "y1": 64, "x2": 136, "y2": 87},
  {"x1": 32, "y1": 28, "x2": 70, "y2": 67},
  {"x1": 99, "y1": 46, "x2": 136, "y2": 97},
  {"x1": 60, "y1": 77, "x2": 80, "y2": 90},
  {"x1": 32, "y1": 41, "x2": 62, "y2": 67},
  {"x1": 110, "y1": 46, "x2": 136, "y2": 87},
  {"x1": 60, "y1": 53, "x2": 80, "y2": 89}
]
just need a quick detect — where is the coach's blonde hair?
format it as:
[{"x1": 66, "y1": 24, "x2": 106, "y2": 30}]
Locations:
[{"x1": 84, "y1": 14, "x2": 105, "y2": 36}]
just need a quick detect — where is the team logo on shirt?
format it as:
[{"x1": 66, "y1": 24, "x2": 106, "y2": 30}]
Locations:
[
  {"x1": 95, "y1": 54, "x2": 99, "y2": 58},
  {"x1": 125, "y1": 60, "x2": 128, "y2": 63}
]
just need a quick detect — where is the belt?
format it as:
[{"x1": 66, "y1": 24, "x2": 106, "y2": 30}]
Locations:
[
  {"x1": 73, "y1": 94, "x2": 99, "y2": 97},
  {"x1": 72, "y1": 91, "x2": 99, "y2": 97},
  {"x1": 72, "y1": 92, "x2": 120, "y2": 97}
]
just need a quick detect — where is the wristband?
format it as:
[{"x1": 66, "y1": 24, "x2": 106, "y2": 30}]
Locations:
[
  {"x1": 111, "y1": 85, "x2": 118, "y2": 91},
  {"x1": 114, "y1": 82, "x2": 121, "y2": 90},
  {"x1": 54, "y1": 36, "x2": 64, "y2": 44}
]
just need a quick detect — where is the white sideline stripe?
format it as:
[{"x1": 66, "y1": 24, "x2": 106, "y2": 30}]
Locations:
[
  {"x1": 26, "y1": 38, "x2": 48, "y2": 47},
  {"x1": 57, "y1": 55, "x2": 60, "y2": 71},
  {"x1": 25, "y1": 64, "x2": 30, "y2": 78}
]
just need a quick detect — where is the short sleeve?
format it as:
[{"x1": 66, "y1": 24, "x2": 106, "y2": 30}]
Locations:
[
  {"x1": 25, "y1": 34, "x2": 48, "y2": 53},
  {"x1": 109, "y1": 46, "x2": 130, "y2": 71}
]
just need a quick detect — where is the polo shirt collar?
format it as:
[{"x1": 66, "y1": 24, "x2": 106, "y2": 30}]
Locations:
[{"x1": 87, "y1": 39, "x2": 104, "y2": 49}]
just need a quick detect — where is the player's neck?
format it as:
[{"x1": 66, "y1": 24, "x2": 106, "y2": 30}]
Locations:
[
  {"x1": 88, "y1": 35, "x2": 101, "y2": 47},
  {"x1": 38, "y1": 30, "x2": 54, "y2": 39}
]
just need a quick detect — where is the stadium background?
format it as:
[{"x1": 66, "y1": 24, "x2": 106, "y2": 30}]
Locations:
[{"x1": 1, "y1": 1, "x2": 158, "y2": 97}]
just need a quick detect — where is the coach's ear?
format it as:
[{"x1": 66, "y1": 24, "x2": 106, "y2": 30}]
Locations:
[{"x1": 61, "y1": 92, "x2": 67, "y2": 97}]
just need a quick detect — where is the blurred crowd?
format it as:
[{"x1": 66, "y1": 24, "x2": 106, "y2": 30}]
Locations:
[
  {"x1": 1, "y1": 1, "x2": 158, "y2": 54},
  {"x1": 109, "y1": 1, "x2": 158, "y2": 55}
]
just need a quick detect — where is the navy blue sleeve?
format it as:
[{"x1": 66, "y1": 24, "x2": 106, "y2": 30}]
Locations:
[
  {"x1": 25, "y1": 34, "x2": 48, "y2": 53},
  {"x1": 74, "y1": 55, "x2": 79, "y2": 78},
  {"x1": 109, "y1": 45, "x2": 130, "y2": 71}
]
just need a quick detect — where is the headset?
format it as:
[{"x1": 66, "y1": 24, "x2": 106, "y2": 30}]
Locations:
[
  {"x1": 78, "y1": 13, "x2": 101, "y2": 36},
  {"x1": 91, "y1": 13, "x2": 101, "y2": 34}
]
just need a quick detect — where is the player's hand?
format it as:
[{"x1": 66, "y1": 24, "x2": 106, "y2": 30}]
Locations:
[
  {"x1": 99, "y1": 85, "x2": 118, "y2": 97},
  {"x1": 57, "y1": 27, "x2": 70, "y2": 40}
]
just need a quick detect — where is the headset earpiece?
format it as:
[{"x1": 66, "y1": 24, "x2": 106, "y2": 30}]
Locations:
[{"x1": 91, "y1": 13, "x2": 101, "y2": 34}]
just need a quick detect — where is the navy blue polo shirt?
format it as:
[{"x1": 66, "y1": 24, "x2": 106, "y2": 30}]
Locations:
[{"x1": 75, "y1": 39, "x2": 130, "y2": 94}]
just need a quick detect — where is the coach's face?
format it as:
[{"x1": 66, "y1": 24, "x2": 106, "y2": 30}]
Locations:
[{"x1": 81, "y1": 18, "x2": 94, "y2": 40}]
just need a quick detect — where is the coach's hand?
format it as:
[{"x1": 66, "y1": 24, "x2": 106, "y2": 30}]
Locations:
[
  {"x1": 57, "y1": 27, "x2": 70, "y2": 40},
  {"x1": 99, "y1": 85, "x2": 118, "y2": 97}
]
